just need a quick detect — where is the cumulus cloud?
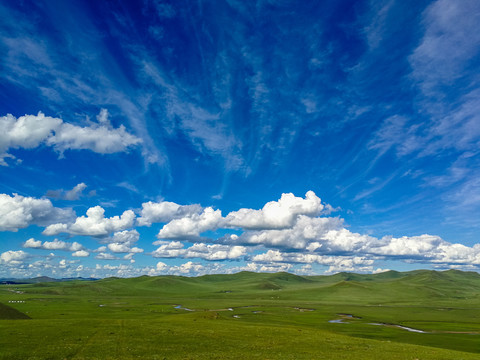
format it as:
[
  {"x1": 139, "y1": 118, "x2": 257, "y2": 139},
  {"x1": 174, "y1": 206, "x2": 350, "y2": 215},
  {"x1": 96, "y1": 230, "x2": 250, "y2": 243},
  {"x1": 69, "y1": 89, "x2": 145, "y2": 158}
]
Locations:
[
  {"x1": 23, "y1": 238, "x2": 85, "y2": 252},
  {"x1": 97, "y1": 230, "x2": 144, "y2": 254},
  {"x1": 146, "y1": 191, "x2": 480, "y2": 272},
  {"x1": 0, "y1": 110, "x2": 141, "y2": 165},
  {"x1": 244, "y1": 230, "x2": 480, "y2": 272},
  {"x1": 137, "y1": 201, "x2": 202, "y2": 226},
  {"x1": 151, "y1": 241, "x2": 246, "y2": 260},
  {"x1": 47, "y1": 121, "x2": 140, "y2": 154},
  {"x1": 108, "y1": 243, "x2": 143, "y2": 254},
  {"x1": 0, "y1": 112, "x2": 61, "y2": 165},
  {"x1": 169, "y1": 261, "x2": 205, "y2": 275},
  {"x1": 155, "y1": 261, "x2": 168, "y2": 272},
  {"x1": 372, "y1": 234, "x2": 443, "y2": 257},
  {"x1": 5, "y1": 190, "x2": 480, "y2": 276},
  {"x1": 153, "y1": 191, "x2": 333, "y2": 241},
  {"x1": 110, "y1": 229, "x2": 140, "y2": 244},
  {"x1": 43, "y1": 206, "x2": 135, "y2": 237},
  {"x1": 157, "y1": 207, "x2": 223, "y2": 239},
  {"x1": 0, "y1": 250, "x2": 28, "y2": 265},
  {"x1": 0, "y1": 193, "x2": 75, "y2": 232},
  {"x1": 224, "y1": 215, "x2": 344, "y2": 250},
  {"x1": 46, "y1": 183, "x2": 88, "y2": 201},
  {"x1": 72, "y1": 250, "x2": 90, "y2": 257},
  {"x1": 95, "y1": 252, "x2": 118, "y2": 260},
  {"x1": 251, "y1": 250, "x2": 376, "y2": 274},
  {"x1": 23, "y1": 238, "x2": 42, "y2": 248},
  {"x1": 96, "y1": 230, "x2": 144, "y2": 260},
  {"x1": 42, "y1": 223, "x2": 68, "y2": 235},
  {"x1": 225, "y1": 191, "x2": 325, "y2": 230}
]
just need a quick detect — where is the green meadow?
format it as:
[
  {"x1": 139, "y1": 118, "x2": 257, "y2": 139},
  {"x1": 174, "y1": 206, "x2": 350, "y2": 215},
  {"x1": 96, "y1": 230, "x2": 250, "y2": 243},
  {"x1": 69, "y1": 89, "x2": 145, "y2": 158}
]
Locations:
[{"x1": 1, "y1": 269, "x2": 480, "y2": 359}]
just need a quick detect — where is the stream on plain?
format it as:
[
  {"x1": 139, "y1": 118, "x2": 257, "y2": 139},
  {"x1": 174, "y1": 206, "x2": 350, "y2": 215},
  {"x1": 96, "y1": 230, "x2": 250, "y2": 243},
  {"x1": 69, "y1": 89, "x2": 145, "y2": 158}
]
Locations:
[
  {"x1": 172, "y1": 306, "x2": 478, "y2": 334},
  {"x1": 328, "y1": 314, "x2": 480, "y2": 334}
]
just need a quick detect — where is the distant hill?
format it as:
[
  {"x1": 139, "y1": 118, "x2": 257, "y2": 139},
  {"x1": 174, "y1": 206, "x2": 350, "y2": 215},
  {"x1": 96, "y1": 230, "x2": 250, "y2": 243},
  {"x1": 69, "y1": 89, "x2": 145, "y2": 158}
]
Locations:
[
  {"x1": 3, "y1": 270, "x2": 480, "y2": 306},
  {"x1": 0, "y1": 276, "x2": 98, "y2": 285},
  {"x1": 4, "y1": 269, "x2": 479, "y2": 306}
]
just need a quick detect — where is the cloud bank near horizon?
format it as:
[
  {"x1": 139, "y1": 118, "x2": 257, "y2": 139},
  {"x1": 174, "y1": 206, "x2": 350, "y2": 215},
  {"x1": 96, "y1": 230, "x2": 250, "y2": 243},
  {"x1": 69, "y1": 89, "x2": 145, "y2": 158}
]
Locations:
[{"x1": 1, "y1": 190, "x2": 479, "y2": 278}]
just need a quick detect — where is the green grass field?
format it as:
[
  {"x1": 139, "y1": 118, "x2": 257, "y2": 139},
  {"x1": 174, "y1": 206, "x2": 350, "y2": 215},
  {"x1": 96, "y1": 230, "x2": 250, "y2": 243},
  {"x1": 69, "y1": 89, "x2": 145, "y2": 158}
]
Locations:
[{"x1": 1, "y1": 269, "x2": 480, "y2": 359}]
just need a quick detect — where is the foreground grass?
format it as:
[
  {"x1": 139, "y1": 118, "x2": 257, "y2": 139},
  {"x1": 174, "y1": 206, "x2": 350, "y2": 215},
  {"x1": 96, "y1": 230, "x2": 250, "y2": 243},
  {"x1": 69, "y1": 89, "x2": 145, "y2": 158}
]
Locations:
[
  {"x1": 2, "y1": 317, "x2": 479, "y2": 360},
  {"x1": 1, "y1": 270, "x2": 480, "y2": 359}
]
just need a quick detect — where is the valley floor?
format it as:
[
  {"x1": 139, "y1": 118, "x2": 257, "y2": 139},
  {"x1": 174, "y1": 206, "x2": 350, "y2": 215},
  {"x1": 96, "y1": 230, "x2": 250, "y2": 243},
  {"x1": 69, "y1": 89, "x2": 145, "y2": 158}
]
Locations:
[{"x1": 1, "y1": 270, "x2": 480, "y2": 359}]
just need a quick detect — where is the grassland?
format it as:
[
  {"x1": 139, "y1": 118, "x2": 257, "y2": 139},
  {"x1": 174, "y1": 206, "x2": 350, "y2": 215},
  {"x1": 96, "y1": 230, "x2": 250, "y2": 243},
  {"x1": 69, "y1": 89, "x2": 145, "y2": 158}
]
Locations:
[{"x1": 1, "y1": 269, "x2": 480, "y2": 359}]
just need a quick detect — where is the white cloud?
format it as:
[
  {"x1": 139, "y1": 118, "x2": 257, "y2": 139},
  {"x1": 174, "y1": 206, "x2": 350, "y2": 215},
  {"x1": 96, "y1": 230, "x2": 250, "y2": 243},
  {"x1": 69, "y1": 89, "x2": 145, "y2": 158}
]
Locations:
[
  {"x1": 0, "y1": 193, "x2": 75, "y2": 232},
  {"x1": 23, "y1": 238, "x2": 85, "y2": 252},
  {"x1": 156, "y1": 261, "x2": 168, "y2": 271},
  {"x1": 323, "y1": 257, "x2": 377, "y2": 274},
  {"x1": 183, "y1": 243, "x2": 246, "y2": 260},
  {"x1": 246, "y1": 231, "x2": 480, "y2": 271},
  {"x1": 152, "y1": 240, "x2": 184, "y2": 248},
  {"x1": 6, "y1": 190, "x2": 480, "y2": 276},
  {"x1": 42, "y1": 223, "x2": 68, "y2": 236},
  {"x1": 47, "y1": 121, "x2": 140, "y2": 154},
  {"x1": 108, "y1": 243, "x2": 144, "y2": 254},
  {"x1": 151, "y1": 242, "x2": 246, "y2": 260},
  {"x1": 372, "y1": 234, "x2": 443, "y2": 257},
  {"x1": 157, "y1": 207, "x2": 222, "y2": 239},
  {"x1": 110, "y1": 229, "x2": 140, "y2": 244},
  {"x1": 258, "y1": 262, "x2": 293, "y2": 273},
  {"x1": 0, "y1": 250, "x2": 28, "y2": 265},
  {"x1": 44, "y1": 206, "x2": 135, "y2": 237},
  {"x1": 227, "y1": 215, "x2": 344, "y2": 250},
  {"x1": 0, "y1": 112, "x2": 62, "y2": 165},
  {"x1": 107, "y1": 243, "x2": 130, "y2": 253},
  {"x1": 152, "y1": 191, "x2": 332, "y2": 242},
  {"x1": 23, "y1": 238, "x2": 42, "y2": 248},
  {"x1": 137, "y1": 201, "x2": 202, "y2": 226},
  {"x1": 317, "y1": 229, "x2": 376, "y2": 254},
  {"x1": 225, "y1": 191, "x2": 325, "y2": 230},
  {"x1": 96, "y1": 230, "x2": 144, "y2": 254},
  {"x1": 95, "y1": 252, "x2": 118, "y2": 260},
  {"x1": 169, "y1": 261, "x2": 205, "y2": 275},
  {"x1": 250, "y1": 249, "x2": 377, "y2": 274},
  {"x1": 64, "y1": 183, "x2": 87, "y2": 201},
  {"x1": 72, "y1": 250, "x2": 90, "y2": 257},
  {"x1": 0, "y1": 110, "x2": 141, "y2": 165},
  {"x1": 251, "y1": 250, "x2": 374, "y2": 270},
  {"x1": 43, "y1": 240, "x2": 80, "y2": 251}
]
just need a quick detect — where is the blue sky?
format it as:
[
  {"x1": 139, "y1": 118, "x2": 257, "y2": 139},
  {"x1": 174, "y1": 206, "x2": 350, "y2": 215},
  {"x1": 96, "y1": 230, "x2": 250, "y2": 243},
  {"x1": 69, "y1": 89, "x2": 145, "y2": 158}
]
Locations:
[{"x1": 1, "y1": 0, "x2": 480, "y2": 278}]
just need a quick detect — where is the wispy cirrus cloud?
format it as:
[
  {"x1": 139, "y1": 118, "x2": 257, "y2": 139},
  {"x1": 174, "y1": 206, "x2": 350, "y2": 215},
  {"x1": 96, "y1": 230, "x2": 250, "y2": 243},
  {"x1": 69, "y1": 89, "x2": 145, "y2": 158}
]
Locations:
[
  {"x1": 368, "y1": 0, "x2": 480, "y2": 159},
  {"x1": 409, "y1": 0, "x2": 480, "y2": 97},
  {"x1": 362, "y1": 0, "x2": 480, "y2": 224},
  {"x1": 0, "y1": 2, "x2": 163, "y2": 167}
]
